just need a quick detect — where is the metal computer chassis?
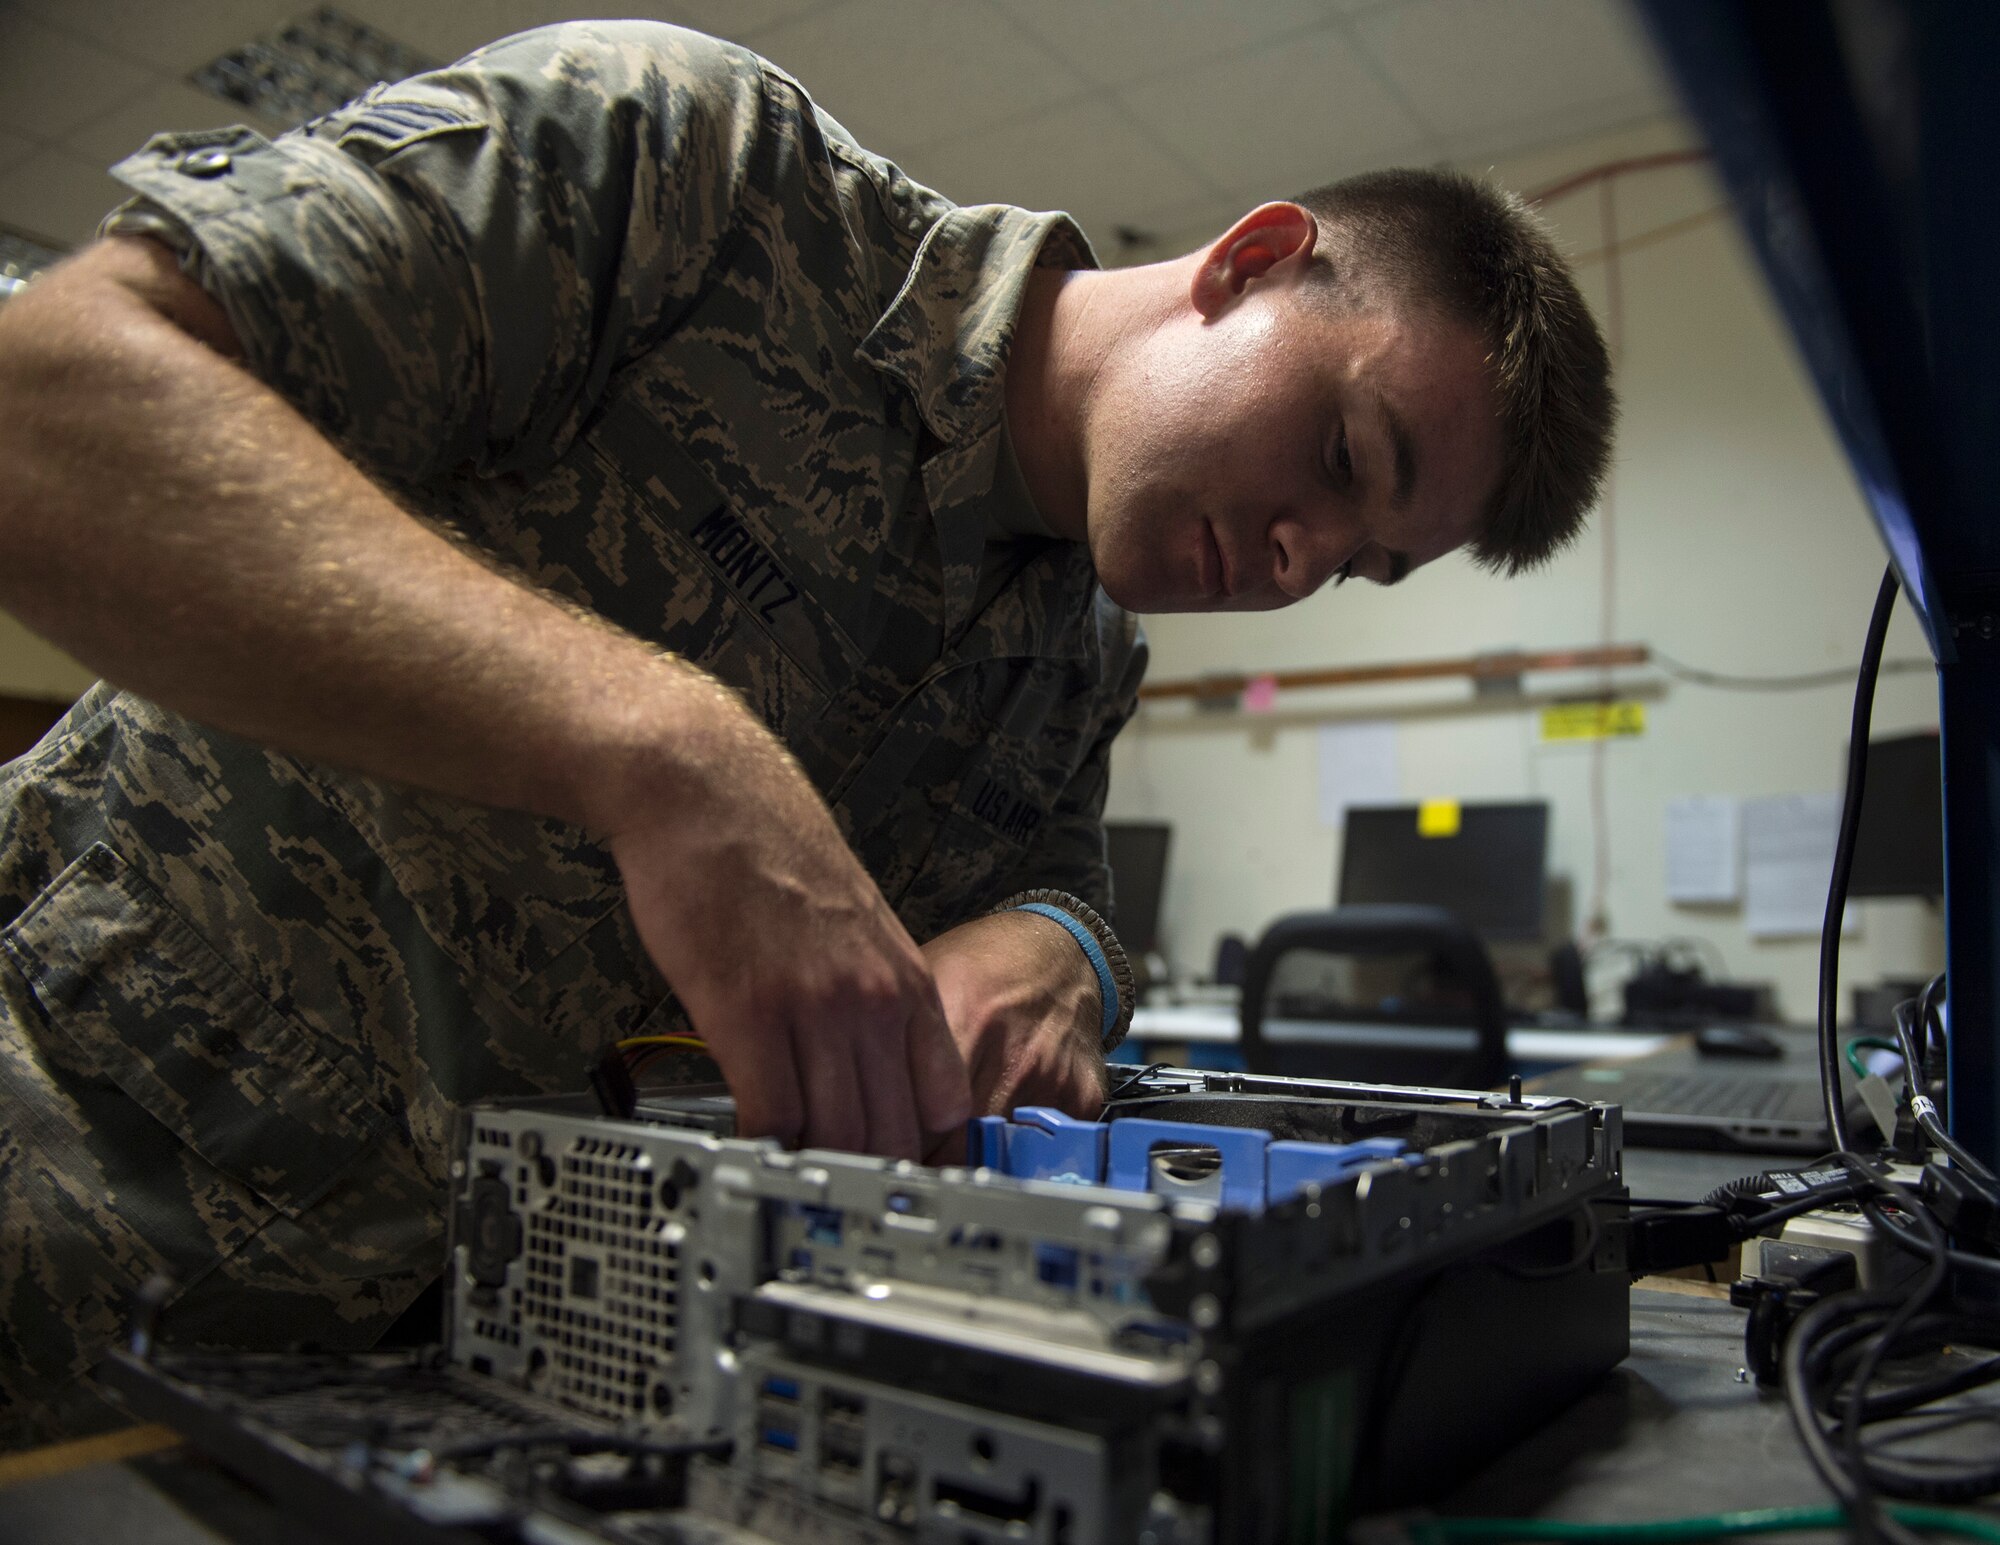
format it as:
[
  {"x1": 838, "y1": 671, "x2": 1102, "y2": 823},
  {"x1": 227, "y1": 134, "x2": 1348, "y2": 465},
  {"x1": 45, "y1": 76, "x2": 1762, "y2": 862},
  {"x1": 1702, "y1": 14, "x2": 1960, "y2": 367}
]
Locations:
[{"x1": 104, "y1": 1069, "x2": 1629, "y2": 1545}]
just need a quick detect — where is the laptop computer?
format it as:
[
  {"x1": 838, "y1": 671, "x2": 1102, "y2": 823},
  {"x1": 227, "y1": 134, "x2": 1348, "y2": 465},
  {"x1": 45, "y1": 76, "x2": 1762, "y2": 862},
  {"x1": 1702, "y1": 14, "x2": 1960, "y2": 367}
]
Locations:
[{"x1": 1527, "y1": 1023, "x2": 1871, "y2": 1154}]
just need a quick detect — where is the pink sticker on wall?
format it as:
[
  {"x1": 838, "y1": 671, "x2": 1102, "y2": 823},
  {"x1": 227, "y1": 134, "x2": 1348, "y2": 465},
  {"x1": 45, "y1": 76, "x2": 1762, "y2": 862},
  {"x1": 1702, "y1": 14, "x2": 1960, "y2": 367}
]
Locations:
[{"x1": 1242, "y1": 674, "x2": 1279, "y2": 713}]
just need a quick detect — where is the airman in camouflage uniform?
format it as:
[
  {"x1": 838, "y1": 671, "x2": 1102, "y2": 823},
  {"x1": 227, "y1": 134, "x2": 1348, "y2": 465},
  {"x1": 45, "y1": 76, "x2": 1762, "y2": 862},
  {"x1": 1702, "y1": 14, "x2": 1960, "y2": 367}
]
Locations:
[
  {"x1": 0, "y1": 22, "x2": 1137, "y2": 1444},
  {"x1": 0, "y1": 12, "x2": 1616, "y2": 1448}
]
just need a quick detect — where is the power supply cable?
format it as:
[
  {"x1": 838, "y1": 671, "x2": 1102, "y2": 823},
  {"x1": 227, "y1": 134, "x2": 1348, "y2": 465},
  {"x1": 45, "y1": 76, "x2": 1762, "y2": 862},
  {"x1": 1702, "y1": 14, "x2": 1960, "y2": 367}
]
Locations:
[
  {"x1": 1651, "y1": 650, "x2": 1932, "y2": 692},
  {"x1": 1106, "y1": 1061, "x2": 1172, "y2": 1100},
  {"x1": 1868, "y1": 1201, "x2": 2000, "y2": 1281},
  {"x1": 1840, "y1": 1190, "x2": 1952, "y2": 1545},
  {"x1": 1817, "y1": 566, "x2": 1902, "y2": 1155}
]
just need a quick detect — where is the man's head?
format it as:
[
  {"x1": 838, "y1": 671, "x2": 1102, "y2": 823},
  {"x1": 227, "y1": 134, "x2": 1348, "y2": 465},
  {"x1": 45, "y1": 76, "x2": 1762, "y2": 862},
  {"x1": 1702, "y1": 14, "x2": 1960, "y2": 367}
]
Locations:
[{"x1": 1057, "y1": 167, "x2": 1613, "y2": 613}]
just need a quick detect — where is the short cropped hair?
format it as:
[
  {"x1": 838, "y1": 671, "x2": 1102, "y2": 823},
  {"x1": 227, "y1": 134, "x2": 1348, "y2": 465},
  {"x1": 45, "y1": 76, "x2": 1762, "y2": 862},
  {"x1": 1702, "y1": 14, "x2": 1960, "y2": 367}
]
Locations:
[{"x1": 1291, "y1": 169, "x2": 1615, "y2": 575}]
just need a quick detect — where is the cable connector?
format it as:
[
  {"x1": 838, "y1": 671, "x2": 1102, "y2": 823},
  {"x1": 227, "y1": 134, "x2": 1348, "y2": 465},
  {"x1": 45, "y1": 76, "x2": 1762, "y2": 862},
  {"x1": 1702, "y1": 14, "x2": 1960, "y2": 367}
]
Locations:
[
  {"x1": 588, "y1": 1048, "x2": 638, "y2": 1120},
  {"x1": 1624, "y1": 1205, "x2": 1738, "y2": 1275},
  {"x1": 1920, "y1": 1161, "x2": 2000, "y2": 1250},
  {"x1": 1731, "y1": 1248, "x2": 1858, "y2": 1386},
  {"x1": 1855, "y1": 1072, "x2": 1899, "y2": 1146}
]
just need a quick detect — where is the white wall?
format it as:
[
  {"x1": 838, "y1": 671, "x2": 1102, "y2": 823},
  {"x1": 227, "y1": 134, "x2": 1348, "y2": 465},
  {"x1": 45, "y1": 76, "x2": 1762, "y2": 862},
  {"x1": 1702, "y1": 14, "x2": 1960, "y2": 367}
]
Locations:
[
  {"x1": 1105, "y1": 117, "x2": 1944, "y2": 1021},
  {"x1": 0, "y1": 611, "x2": 93, "y2": 700}
]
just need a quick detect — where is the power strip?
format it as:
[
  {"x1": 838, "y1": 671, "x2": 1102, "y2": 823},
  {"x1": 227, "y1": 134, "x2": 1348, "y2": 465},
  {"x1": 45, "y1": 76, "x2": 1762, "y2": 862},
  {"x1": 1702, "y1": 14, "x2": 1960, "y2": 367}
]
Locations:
[{"x1": 1740, "y1": 1206, "x2": 1923, "y2": 1292}]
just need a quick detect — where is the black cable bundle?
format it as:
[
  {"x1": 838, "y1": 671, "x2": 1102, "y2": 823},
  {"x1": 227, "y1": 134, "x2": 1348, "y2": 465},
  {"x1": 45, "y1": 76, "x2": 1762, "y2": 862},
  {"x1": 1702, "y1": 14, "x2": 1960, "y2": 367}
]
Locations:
[
  {"x1": 1892, "y1": 979, "x2": 2000, "y2": 1188},
  {"x1": 1779, "y1": 1158, "x2": 2000, "y2": 1544},
  {"x1": 1781, "y1": 565, "x2": 2000, "y2": 1541}
]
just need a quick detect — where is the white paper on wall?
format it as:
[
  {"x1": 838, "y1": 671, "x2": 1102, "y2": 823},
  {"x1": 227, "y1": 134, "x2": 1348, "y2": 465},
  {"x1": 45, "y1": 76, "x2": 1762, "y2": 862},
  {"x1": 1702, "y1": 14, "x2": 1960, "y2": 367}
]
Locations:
[
  {"x1": 1744, "y1": 792, "x2": 1860, "y2": 937},
  {"x1": 1318, "y1": 721, "x2": 1399, "y2": 827},
  {"x1": 1665, "y1": 795, "x2": 1741, "y2": 903}
]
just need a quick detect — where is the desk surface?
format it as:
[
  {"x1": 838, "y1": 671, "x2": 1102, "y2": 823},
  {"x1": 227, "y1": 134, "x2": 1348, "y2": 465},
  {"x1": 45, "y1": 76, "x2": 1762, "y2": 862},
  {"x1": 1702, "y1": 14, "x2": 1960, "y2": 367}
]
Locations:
[
  {"x1": 0, "y1": 1289, "x2": 1895, "y2": 1544},
  {"x1": 0, "y1": 1135, "x2": 1935, "y2": 1545},
  {"x1": 1129, "y1": 1002, "x2": 1672, "y2": 1063}
]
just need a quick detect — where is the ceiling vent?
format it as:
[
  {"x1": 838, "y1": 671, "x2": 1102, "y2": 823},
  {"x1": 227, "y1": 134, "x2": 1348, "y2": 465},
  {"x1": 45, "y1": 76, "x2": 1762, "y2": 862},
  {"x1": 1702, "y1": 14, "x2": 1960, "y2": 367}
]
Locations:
[{"x1": 191, "y1": 7, "x2": 438, "y2": 127}]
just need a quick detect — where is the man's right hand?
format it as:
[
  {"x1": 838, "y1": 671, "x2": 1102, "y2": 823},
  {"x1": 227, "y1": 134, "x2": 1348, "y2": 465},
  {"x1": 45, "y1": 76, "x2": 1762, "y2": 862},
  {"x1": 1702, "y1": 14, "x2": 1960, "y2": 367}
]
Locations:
[{"x1": 594, "y1": 685, "x2": 971, "y2": 1160}]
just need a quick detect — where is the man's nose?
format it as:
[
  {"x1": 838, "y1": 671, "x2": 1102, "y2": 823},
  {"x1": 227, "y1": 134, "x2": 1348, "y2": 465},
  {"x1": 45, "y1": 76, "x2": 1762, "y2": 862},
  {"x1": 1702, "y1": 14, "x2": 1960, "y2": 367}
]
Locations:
[{"x1": 1270, "y1": 515, "x2": 1359, "y2": 600}]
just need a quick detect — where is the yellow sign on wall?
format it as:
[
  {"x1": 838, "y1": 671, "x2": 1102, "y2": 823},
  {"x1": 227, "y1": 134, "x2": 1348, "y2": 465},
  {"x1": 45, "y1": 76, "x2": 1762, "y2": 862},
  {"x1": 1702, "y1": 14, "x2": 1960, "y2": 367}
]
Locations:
[{"x1": 1541, "y1": 701, "x2": 1646, "y2": 742}]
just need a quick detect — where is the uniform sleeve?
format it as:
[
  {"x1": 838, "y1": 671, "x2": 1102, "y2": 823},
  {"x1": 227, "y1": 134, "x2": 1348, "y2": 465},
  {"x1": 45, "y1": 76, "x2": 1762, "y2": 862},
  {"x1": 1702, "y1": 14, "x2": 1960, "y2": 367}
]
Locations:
[
  {"x1": 103, "y1": 22, "x2": 768, "y2": 483},
  {"x1": 996, "y1": 603, "x2": 1150, "y2": 925}
]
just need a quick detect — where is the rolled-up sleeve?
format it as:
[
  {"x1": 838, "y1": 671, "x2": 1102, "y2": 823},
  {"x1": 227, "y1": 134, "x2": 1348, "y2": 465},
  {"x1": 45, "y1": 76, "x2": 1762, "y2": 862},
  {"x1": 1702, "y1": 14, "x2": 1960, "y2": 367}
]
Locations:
[{"x1": 104, "y1": 21, "x2": 767, "y2": 483}]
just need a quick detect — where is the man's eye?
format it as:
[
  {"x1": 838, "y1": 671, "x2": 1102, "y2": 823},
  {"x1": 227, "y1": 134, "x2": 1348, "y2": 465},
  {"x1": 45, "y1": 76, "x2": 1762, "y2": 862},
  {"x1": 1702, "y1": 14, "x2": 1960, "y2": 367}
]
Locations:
[{"x1": 1333, "y1": 428, "x2": 1353, "y2": 482}]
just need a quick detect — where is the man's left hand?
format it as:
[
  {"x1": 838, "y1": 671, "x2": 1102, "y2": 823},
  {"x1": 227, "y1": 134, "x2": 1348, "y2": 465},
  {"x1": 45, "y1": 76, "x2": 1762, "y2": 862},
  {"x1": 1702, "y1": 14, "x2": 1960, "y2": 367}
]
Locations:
[{"x1": 922, "y1": 909, "x2": 1109, "y2": 1161}]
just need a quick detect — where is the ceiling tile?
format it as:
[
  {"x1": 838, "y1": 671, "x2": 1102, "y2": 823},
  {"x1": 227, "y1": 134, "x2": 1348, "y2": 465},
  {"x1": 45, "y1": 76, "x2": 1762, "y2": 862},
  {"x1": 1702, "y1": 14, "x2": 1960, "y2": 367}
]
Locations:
[
  {"x1": 1352, "y1": 0, "x2": 1669, "y2": 140},
  {"x1": 751, "y1": 0, "x2": 1089, "y2": 158},
  {"x1": 992, "y1": 0, "x2": 1333, "y2": 89},
  {"x1": 910, "y1": 100, "x2": 1220, "y2": 253},
  {"x1": 17, "y1": 0, "x2": 302, "y2": 76},
  {"x1": 1433, "y1": 99, "x2": 1669, "y2": 176},
  {"x1": 66, "y1": 80, "x2": 285, "y2": 172},
  {"x1": 0, "y1": 146, "x2": 128, "y2": 249},
  {"x1": 1121, "y1": 28, "x2": 1432, "y2": 201},
  {"x1": 0, "y1": 11, "x2": 157, "y2": 143}
]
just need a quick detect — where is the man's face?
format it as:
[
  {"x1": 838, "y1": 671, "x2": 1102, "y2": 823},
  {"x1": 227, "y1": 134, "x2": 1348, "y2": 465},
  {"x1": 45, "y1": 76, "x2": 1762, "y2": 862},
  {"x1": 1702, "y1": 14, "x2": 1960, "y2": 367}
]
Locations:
[{"x1": 1079, "y1": 278, "x2": 1503, "y2": 613}]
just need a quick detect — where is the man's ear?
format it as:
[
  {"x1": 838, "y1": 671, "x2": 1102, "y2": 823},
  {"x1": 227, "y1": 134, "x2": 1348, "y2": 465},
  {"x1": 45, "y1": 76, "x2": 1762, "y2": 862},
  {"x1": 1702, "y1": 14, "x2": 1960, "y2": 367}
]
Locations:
[{"x1": 1190, "y1": 202, "x2": 1319, "y2": 319}]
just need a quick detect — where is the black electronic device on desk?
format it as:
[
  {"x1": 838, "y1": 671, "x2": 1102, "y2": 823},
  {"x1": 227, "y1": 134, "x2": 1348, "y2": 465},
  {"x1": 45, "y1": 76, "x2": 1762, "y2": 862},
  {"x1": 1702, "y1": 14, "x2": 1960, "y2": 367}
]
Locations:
[
  {"x1": 99, "y1": 1069, "x2": 1630, "y2": 1544},
  {"x1": 1336, "y1": 801, "x2": 1548, "y2": 942},
  {"x1": 1528, "y1": 1023, "x2": 1867, "y2": 1154},
  {"x1": 1619, "y1": 951, "x2": 1776, "y2": 1029},
  {"x1": 1105, "y1": 819, "x2": 1171, "y2": 994}
]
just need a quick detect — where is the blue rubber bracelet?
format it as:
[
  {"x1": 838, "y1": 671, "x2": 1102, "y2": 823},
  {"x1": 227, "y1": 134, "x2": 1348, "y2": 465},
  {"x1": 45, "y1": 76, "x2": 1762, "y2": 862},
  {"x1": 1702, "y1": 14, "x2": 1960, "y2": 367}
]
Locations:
[{"x1": 1013, "y1": 902, "x2": 1119, "y2": 1045}]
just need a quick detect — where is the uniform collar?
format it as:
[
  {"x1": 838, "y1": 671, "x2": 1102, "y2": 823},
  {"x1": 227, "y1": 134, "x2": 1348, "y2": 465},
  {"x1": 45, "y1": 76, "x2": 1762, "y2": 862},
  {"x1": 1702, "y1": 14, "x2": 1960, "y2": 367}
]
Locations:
[{"x1": 857, "y1": 204, "x2": 1096, "y2": 634}]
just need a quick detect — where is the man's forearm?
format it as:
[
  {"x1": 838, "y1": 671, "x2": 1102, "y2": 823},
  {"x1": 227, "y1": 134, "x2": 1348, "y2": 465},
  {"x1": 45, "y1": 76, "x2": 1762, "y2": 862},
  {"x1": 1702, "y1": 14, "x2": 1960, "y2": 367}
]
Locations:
[
  {"x1": 0, "y1": 238, "x2": 729, "y2": 834},
  {"x1": 0, "y1": 236, "x2": 979, "y2": 1154}
]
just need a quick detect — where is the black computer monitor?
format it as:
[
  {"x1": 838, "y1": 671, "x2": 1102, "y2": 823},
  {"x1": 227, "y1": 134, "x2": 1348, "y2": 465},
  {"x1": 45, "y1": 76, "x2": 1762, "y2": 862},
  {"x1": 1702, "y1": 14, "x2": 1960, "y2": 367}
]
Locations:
[
  {"x1": 1849, "y1": 732, "x2": 1944, "y2": 899},
  {"x1": 1104, "y1": 821, "x2": 1171, "y2": 956},
  {"x1": 1337, "y1": 802, "x2": 1549, "y2": 941}
]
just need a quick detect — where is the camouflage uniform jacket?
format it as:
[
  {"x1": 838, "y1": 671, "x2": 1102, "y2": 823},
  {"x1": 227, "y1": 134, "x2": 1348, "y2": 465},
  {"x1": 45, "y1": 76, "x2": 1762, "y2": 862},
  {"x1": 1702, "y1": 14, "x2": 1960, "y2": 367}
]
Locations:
[{"x1": 0, "y1": 20, "x2": 1143, "y2": 1434}]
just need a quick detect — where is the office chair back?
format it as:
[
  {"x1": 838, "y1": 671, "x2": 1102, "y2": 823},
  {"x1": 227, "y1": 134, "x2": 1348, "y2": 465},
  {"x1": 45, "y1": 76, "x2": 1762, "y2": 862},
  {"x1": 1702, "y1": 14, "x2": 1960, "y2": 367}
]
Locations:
[{"x1": 1240, "y1": 905, "x2": 1510, "y2": 1091}]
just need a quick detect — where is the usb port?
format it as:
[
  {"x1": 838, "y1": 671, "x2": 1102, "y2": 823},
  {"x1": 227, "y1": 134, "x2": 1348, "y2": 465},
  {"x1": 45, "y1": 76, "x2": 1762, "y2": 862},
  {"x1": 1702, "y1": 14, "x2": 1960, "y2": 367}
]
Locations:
[
  {"x1": 819, "y1": 1388, "x2": 866, "y2": 1474},
  {"x1": 823, "y1": 1388, "x2": 864, "y2": 1421},
  {"x1": 761, "y1": 1375, "x2": 801, "y2": 1402},
  {"x1": 758, "y1": 1407, "x2": 800, "y2": 1453}
]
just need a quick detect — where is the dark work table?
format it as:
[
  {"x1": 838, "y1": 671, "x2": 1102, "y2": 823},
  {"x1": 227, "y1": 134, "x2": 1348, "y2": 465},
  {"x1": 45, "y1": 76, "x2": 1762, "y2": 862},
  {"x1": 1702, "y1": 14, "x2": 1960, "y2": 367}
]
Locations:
[
  {"x1": 1, "y1": 1148, "x2": 1982, "y2": 1543},
  {"x1": 0, "y1": 1289, "x2": 1858, "y2": 1544}
]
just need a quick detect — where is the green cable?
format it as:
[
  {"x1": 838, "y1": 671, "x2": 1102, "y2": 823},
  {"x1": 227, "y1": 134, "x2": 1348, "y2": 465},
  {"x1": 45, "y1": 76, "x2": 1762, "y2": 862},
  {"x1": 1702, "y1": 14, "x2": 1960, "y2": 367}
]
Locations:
[
  {"x1": 1846, "y1": 1035, "x2": 1904, "y2": 1080},
  {"x1": 1403, "y1": 1505, "x2": 2000, "y2": 1544}
]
